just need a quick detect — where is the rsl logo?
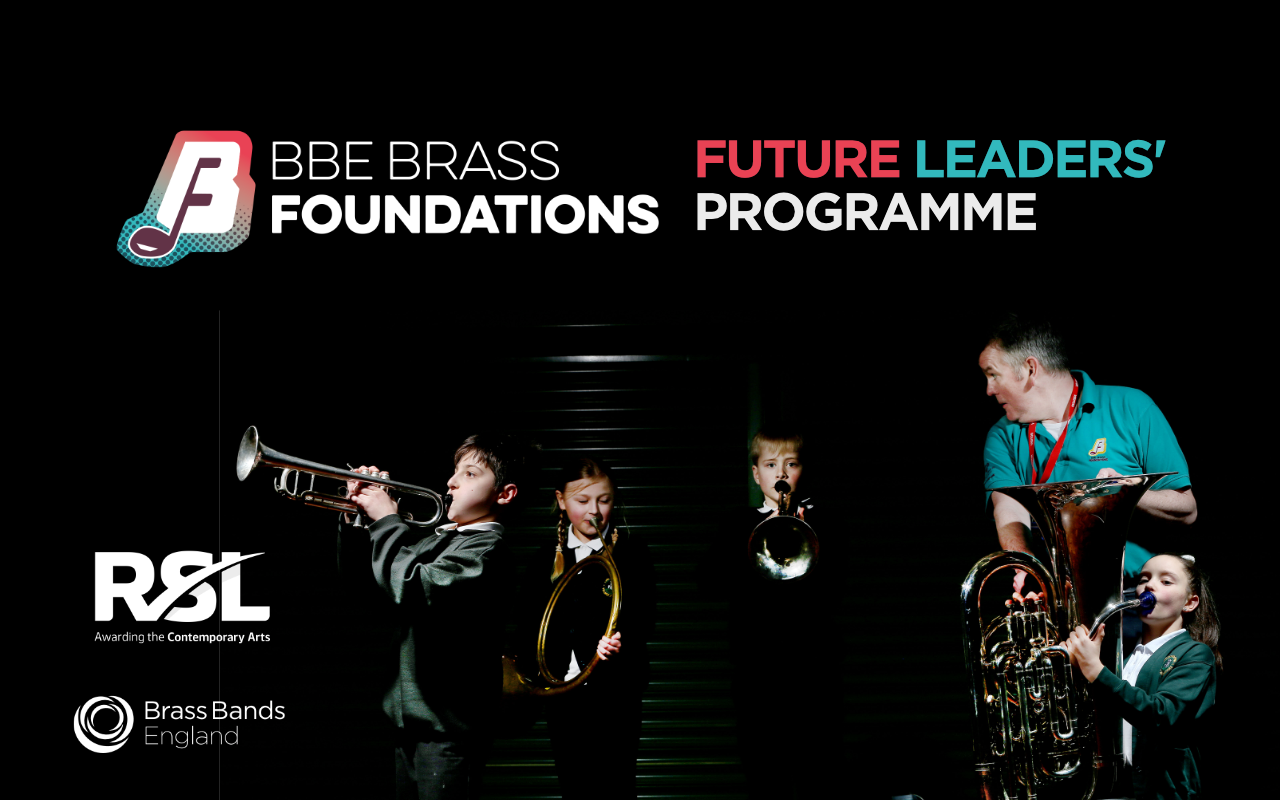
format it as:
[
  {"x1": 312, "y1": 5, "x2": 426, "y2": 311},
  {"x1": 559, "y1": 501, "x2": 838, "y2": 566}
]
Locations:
[
  {"x1": 95, "y1": 551, "x2": 269, "y2": 622},
  {"x1": 74, "y1": 696, "x2": 134, "y2": 753},
  {"x1": 117, "y1": 131, "x2": 255, "y2": 267},
  {"x1": 1088, "y1": 438, "x2": 1108, "y2": 460}
]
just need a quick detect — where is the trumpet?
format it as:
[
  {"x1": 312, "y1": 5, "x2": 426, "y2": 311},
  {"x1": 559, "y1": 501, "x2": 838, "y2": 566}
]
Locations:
[
  {"x1": 502, "y1": 515, "x2": 622, "y2": 699},
  {"x1": 747, "y1": 480, "x2": 819, "y2": 580},
  {"x1": 235, "y1": 426, "x2": 445, "y2": 528}
]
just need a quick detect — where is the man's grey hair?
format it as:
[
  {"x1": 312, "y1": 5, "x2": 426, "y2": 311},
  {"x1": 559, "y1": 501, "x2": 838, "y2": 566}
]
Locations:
[{"x1": 988, "y1": 314, "x2": 1069, "y2": 376}]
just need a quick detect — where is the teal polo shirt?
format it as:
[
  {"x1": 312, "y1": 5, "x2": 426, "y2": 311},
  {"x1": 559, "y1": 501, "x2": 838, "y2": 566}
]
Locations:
[{"x1": 983, "y1": 370, "x2": 1191, "y2": 513}]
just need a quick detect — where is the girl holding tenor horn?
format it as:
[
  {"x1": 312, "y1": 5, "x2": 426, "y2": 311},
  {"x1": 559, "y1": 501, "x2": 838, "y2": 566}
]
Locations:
[
  {"x1": 532, "y1": 456, "x2": 655, "y2": 800},
  {"x1": 1063, "y1": 553, "x2": 1221, "y2": 800}
]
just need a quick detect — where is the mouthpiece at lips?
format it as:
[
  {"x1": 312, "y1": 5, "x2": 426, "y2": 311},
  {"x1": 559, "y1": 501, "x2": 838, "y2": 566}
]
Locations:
[
  {"x1": 1138, "y1": 591, "x2": 1156, "y2": 615},
  {"x1": 443, "y1": 494, "x2": 453, "y2": 509},
  {"x1": 774, "y1": 480, "x2": 791, "y2": 494}
]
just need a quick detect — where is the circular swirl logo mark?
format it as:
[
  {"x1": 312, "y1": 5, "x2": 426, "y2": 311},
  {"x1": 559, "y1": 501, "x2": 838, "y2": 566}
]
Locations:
[{"x1": 73, "y1": 696, "x2": 134, "y2": 753}]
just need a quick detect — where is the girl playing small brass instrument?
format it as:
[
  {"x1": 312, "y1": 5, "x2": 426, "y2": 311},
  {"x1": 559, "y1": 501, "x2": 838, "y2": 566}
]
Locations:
[
  {"x1": 541, "y1": 457, "x2": 654, "y2": 800},
  {"x1": 1063, "y1": 553, "x2": 1220, "y2": 800}
]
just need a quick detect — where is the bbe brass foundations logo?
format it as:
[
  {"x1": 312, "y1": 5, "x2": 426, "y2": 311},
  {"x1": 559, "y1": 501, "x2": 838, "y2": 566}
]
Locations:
[
  {"x1": 116, "y1": 133, "x2": 658, "y2": 268},
  {"x1": 117, "y1": 131, "x2": 255, "y2": 267},
  {"x1": 74, "y1": 696, "x2": 285, "y2": 752}
]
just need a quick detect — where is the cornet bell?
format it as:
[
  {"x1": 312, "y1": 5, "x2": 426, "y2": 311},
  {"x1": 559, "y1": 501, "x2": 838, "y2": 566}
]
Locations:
[{"x1": 747, "y1": 480, "x2": 819, "y2": 580}]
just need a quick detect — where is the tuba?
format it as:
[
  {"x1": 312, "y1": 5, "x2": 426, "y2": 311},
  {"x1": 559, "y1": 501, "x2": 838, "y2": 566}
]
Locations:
[
  {"x1": 748, "y1": 480, "x2": 819, "y2": 580},
  {"x1": 502, "y1": 515, "x2": 622, "y2": 699},
  {"x1": 961, "y1": 472, "x2": 1171, "y2": 799}
]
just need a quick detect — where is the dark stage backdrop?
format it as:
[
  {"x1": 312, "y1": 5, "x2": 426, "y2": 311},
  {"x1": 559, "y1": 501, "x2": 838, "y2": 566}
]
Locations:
[
  {"x1": 64, "y1": 330, "x2": 855, "y2": 793},
  {"x1": 60, "y1": 313, "x2": 1239, "y2": 798},
  {"x1": 49, "y1": 73, "x2": 1249, "y2": 798}
]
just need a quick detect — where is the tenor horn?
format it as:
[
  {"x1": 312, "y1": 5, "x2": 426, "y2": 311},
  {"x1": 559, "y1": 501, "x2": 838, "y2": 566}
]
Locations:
[
  {"x1": 235, "y1": 426, "x2": 445, "y2": 528},
  {"x1": 961, "y1": 472, "x2": 1171, "y2": 799},
  {"x1": 502, "y1": 515, "x2": 622, "y2": 699},
  {"x1": 747, "y1": 480, "x2": 819, "y2": 580}
]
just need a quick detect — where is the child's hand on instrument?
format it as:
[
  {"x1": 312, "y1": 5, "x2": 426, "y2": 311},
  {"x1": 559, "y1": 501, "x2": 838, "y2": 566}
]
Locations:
[
  {"x1": 348, "y1": 465, "x2": 398, "y2": 522},
  {"x1": 597, "y1": 631, "x2": 621, "y2": 660},
  {"x1": 1063, "y1": 623, "x2": 1106, "y2": 683}
]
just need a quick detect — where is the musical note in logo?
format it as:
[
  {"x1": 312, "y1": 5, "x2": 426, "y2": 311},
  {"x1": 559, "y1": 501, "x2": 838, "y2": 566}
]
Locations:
[{"x1": 127, "y1": 157, "x2": 221, "y2": 258}]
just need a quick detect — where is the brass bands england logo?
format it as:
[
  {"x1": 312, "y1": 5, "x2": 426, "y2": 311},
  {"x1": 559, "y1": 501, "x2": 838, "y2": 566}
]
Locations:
[{"x1": 74, "y1": 696, "x2": 134, "y2": 753}]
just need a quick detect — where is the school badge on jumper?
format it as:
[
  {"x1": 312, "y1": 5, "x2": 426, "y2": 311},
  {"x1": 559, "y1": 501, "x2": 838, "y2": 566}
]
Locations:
[
  {"x1": 1088, "y1": 438, "x2": 1108, "y2": 460},
  {"x1": 1160, "y1": 654, "x2": 1178, "y2": 677}
]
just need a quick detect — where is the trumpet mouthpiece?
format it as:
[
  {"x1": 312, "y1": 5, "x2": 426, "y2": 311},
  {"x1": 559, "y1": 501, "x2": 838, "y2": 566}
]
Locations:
[
  {"x1": 586, "y1": 515, "x2": 603, "y2": 532},
  {"x1": 774, "y1": 480, "x2": 791, "y2": 494},
  {"x1": 1138, "y1": 591, "x2": 1156, "y2": 613}
]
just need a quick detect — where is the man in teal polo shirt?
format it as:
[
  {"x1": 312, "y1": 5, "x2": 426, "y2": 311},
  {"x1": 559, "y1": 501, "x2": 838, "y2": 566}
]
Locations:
[{"x1": 979, "y1": 316, "x2": 1196, "y2": 596}]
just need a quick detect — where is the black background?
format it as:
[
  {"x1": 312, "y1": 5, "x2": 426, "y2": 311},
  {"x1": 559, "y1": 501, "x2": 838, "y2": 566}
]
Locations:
[{"x1": 56, "y1": 74, "x2": 1255, "y2": 799}]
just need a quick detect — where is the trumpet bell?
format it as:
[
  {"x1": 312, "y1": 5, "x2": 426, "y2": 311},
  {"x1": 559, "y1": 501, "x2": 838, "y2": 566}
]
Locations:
[
  {"x1": 748, "y1": 515, "x2": 819, "y2": 580},
  {"x1": 236, "y1": 426, "x2": 262, "y2": 482}
]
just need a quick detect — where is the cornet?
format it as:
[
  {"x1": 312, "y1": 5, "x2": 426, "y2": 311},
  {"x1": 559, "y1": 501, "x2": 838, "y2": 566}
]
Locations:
[
  {"x1": 747, "y1": 480, "x2": 819, "y2": 580},
  {"x1": 235, "y1": 426, "x2": 445, "y2": 528}
]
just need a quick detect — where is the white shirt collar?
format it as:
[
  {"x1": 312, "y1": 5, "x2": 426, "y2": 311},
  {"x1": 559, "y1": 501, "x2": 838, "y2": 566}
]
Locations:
[
  {"x1": 568, "y1": 527, "x2": 607, "y2": 552},
  {"x1": 1131, "y1": 626, "x2": 1186, "y2": 656},
  {"x1": 758, "y1": 499, "x2": 811, "y2": 513},
  {"x1": 435, "y1": 521, "x2": 504, "y2": 535}
]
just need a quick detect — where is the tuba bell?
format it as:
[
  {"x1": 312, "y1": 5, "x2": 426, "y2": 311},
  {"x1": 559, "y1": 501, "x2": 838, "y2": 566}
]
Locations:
[
  {"x1": 502, "y1": 515, "x2": 622, "y2": 699},
  {"x1": 961, "y1": 472, "x2": 1171, "y2": 799},
  {"x1": 748, "y1": 480, "x2": 819, "y2": 580}
]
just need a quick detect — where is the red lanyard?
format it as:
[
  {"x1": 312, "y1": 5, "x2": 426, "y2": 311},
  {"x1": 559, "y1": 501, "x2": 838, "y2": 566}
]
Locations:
[{"x1": 1028, "y1": 377, "x2": 1079, "y2": 484}]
